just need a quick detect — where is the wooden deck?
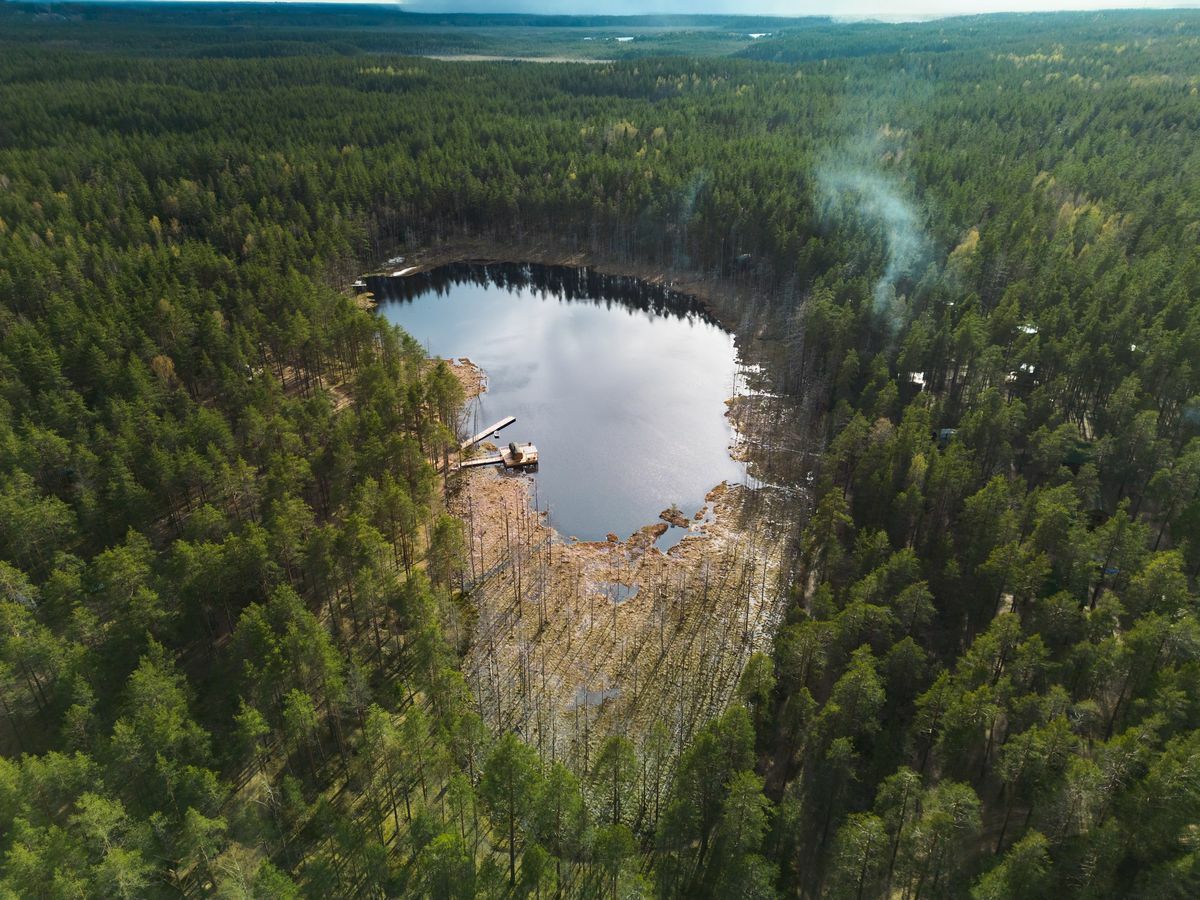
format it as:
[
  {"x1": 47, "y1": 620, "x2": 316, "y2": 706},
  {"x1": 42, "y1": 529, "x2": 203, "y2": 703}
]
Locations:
[
  {"x1": 502, "y1": 443, "x2": 538, "y2": 468},
  {"x1": 456, "y1": 441, "x2": 539, "y2": 471},
  {"x1": 459, "y1": 455, "x2": 505, "y2": 469},
  {"x1": 460, "y1": 416, "x2": 517, "y2": 451}
]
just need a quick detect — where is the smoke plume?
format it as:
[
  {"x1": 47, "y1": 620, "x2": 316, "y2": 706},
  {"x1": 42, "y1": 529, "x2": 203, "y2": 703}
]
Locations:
[{"x1": 816, "y1": 159, "x2": 928, "y2": 332}]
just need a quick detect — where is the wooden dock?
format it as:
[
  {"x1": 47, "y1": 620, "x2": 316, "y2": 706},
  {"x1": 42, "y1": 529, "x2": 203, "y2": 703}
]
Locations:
[
  {"x1": 456, "y1": 415, "x2": 537, "y2": 472},
  {"x1": 461, "y1": 416, "x2": 517, "y2": 451},
  {"x1": 456, "y1": 441, "x2": 539, "y2": 472},
  {"x1": 459, "y1": 455, "x2": 505, "y2": 469}
]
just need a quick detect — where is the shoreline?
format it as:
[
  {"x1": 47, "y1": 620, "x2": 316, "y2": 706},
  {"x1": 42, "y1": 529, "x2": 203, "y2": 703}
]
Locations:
[
  {"x1": 374, "y1": 246, "x2": 808, "y2": 766},
  {"x1": 362, "y1": 239, "x2": 753, "y2": 337},
  {"x1": 369, "y1": 244, "x2": 815, "y2": 489},
  {"x1": 445, "y1": 354, "x2": 792, "y2": 769}
]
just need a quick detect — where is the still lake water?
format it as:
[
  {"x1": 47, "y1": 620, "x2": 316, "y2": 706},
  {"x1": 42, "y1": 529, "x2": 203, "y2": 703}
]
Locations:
[{"x1": 371, "y1": 263, "x2": 745, "y2": 545}]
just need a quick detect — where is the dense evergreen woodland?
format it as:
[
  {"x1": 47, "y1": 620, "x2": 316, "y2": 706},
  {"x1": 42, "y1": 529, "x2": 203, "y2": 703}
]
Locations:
[{"x1": 2, "y1": 3, "x2": 1200, "y2": 897}]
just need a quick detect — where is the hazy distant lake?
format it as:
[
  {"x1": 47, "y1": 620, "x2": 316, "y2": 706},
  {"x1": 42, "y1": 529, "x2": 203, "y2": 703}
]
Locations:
[{"x1": 371, "y1": 263, "x2": 745, "y2": 545}]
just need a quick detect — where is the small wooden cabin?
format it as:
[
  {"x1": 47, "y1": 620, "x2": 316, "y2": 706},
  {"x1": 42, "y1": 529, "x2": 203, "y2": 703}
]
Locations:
[{"x1": 502, "y1": 441, "x2": 538, "y2": 469}]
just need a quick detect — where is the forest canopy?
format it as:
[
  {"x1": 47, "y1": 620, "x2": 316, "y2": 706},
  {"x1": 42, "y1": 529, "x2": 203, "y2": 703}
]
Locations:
[{"x1": 2, "y1": 3, "x2": 1200, "y2": 897}]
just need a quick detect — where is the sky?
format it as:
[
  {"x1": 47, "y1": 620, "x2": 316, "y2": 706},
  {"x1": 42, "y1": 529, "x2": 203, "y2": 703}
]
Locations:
[{"x1": 392, "y1": 0, "x2": 1199, "y2": 14}]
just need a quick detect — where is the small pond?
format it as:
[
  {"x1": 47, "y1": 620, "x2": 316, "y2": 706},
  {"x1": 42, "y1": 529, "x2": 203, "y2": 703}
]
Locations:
[{"x1": 370, "y1": 262, "x2": 745, "y2": 546}]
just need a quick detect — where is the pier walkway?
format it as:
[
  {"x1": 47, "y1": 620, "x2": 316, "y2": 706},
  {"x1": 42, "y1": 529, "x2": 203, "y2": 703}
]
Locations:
[{"x1": 460, "y1": 416, "x2": 517, "y2": 451}]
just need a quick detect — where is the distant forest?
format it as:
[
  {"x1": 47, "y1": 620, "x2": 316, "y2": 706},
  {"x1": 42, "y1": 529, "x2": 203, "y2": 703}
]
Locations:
[{"x1": 2, "y1": 3, "x2": 1200, "y2": 897}]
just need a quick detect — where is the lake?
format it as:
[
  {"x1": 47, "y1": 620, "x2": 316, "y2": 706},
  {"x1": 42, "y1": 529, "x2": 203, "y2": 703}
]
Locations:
[{"x1": 370, "y1": 262, "x2": 745, "y2": 546}]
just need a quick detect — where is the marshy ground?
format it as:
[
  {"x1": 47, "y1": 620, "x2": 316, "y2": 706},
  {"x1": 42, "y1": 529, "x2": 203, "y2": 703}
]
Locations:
[{"x1": 447, "y1": 358, "x2": 795, "y2": 781}]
